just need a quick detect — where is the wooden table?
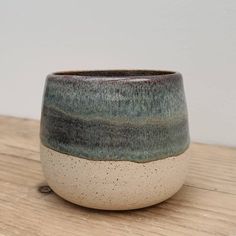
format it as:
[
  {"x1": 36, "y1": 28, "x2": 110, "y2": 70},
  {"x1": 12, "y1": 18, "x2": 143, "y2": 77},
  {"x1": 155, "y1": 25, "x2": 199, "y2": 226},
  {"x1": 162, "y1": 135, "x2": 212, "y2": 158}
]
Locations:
[{"x1": 0, "y1": 116, "x2": 235, "y2": 236}]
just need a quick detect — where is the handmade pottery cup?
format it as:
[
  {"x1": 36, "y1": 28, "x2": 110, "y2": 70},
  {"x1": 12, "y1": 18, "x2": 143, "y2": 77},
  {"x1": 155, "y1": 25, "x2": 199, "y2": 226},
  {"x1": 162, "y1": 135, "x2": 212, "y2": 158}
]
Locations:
[{"x1": 40, "y1": 70, "x2": 190, "y2": 210}]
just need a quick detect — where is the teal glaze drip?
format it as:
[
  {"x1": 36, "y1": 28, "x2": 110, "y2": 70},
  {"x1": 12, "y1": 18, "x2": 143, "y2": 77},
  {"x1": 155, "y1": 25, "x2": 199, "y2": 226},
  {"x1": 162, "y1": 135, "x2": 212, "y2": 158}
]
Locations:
[{"x1": 40, "y1": 71, "x2": 190, "y2": 162}]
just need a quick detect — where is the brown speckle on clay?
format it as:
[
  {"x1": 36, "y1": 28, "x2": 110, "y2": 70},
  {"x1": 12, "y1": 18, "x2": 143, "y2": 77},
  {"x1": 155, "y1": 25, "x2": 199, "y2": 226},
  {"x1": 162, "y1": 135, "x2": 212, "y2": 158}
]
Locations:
[{"x1": 40, "y1": 144, "x2": 189, "y2": 210}]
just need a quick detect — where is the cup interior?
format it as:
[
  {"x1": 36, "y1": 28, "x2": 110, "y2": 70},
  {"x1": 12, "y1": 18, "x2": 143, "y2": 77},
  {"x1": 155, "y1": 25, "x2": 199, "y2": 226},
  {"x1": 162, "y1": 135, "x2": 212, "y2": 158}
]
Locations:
[{"x1": 53, "y1": 70, "x2": 176, "y2": 77}]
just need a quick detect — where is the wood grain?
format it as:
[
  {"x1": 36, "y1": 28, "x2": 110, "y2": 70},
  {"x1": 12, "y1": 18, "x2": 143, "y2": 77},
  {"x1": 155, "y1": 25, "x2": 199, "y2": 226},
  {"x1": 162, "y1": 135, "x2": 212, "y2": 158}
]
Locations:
[{"x1": 0, "y1": 115, "x2": 235, "y2": 236}]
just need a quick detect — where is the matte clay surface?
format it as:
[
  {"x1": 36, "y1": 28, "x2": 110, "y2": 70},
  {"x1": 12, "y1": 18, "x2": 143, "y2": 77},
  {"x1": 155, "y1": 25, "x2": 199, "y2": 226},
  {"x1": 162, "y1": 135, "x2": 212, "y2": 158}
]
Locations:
[
  {"x1": 40, "y1": 70, "x2": 190, "y2": 162},
  {"x1": 40, "y1": 143, "x2": 189, "y2": 210}
]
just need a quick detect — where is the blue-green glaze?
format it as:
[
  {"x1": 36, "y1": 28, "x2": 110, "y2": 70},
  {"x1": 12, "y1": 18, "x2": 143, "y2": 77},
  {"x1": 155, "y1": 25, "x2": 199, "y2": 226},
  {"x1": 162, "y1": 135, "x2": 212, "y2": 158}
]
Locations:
[{"x1": 40, "y1": 70, "x2": 190, "y2": 162}]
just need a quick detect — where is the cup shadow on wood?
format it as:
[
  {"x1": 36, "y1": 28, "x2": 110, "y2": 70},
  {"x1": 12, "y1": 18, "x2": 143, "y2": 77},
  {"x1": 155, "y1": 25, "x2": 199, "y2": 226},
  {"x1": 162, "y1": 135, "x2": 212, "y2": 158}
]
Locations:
[{"x1": 37, "y1": 180, "x2": 186, "y2": 218}]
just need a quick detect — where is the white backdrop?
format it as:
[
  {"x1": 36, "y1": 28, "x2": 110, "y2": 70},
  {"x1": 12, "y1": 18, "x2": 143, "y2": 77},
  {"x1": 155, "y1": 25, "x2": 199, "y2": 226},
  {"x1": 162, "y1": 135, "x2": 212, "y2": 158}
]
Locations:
[{"x1": 0, "y1": 0, "x2": 236, "y2": 147}]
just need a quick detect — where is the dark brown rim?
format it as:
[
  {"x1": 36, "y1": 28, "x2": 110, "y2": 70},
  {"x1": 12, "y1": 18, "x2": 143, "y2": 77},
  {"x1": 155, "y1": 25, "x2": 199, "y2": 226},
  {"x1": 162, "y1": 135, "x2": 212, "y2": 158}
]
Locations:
[{"x1": 51, "y1": 70, "x2": 178, "y2": 78}]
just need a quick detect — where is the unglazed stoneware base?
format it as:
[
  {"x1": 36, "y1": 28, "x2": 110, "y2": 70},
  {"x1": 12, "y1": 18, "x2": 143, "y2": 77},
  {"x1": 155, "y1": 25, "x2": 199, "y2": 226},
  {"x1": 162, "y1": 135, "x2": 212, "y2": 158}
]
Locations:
[{"x1": 40, "y1": 144, "x2": 189, "y2": 210}]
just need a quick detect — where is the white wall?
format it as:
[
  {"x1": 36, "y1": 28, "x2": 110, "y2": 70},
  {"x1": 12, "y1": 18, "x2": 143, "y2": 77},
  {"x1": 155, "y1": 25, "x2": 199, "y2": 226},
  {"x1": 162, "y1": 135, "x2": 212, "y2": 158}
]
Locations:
[{"x1": 0, "y1": 0, "x2": 236, "y2": 147}]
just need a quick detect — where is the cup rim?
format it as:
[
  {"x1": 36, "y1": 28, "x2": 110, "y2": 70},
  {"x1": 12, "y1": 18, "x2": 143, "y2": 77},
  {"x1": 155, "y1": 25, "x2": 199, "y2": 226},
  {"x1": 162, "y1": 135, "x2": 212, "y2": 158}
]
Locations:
[{"x1": 48, "y1": 70, "x2": 180, "y2": 81}]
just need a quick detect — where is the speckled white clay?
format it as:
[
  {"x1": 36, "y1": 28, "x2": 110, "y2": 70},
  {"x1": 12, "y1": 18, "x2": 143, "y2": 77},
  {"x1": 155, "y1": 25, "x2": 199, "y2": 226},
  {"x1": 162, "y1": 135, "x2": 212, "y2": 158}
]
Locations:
[{"x1": 40, "y1": 143, "x2": 189, "y2": 210}]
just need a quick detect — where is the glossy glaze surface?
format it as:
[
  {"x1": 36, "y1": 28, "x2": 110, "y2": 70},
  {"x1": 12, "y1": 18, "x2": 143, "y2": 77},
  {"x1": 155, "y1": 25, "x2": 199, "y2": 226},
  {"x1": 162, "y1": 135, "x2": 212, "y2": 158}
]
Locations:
[{"x1": 40, "y1": 70, "x2": 190, "y2": 162}]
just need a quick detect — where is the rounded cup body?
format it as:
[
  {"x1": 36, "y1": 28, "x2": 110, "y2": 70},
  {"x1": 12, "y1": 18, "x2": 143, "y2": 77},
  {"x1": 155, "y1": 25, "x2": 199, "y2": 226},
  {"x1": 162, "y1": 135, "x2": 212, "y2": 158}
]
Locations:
[{"x1": 40, "y1": 70, "x2": 190, "y2": 210}]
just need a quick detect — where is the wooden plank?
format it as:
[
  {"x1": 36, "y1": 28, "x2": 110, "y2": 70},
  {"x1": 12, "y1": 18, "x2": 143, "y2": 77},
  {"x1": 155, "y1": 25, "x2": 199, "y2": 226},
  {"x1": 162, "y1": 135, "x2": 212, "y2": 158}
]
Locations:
[
  {"x1": 0, "y1": 116, "x2": 236, "y2": 236},
  {"x1": 186, "y1": 143, "x2": 236, "y2": 195}
]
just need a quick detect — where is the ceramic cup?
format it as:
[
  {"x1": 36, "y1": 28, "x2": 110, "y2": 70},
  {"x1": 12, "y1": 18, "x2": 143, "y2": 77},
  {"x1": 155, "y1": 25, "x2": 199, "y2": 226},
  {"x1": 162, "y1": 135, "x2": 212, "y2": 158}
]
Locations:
[{"x1": 40, "y1": 70, "x2": 190, "y2": 210}]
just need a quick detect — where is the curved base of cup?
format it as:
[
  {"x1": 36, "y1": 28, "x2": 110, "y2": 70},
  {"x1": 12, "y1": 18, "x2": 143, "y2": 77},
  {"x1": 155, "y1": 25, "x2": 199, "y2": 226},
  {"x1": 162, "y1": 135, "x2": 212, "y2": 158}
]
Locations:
[{"x1": 40, "y1": 143, "x2": 189, "y2": 210}]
